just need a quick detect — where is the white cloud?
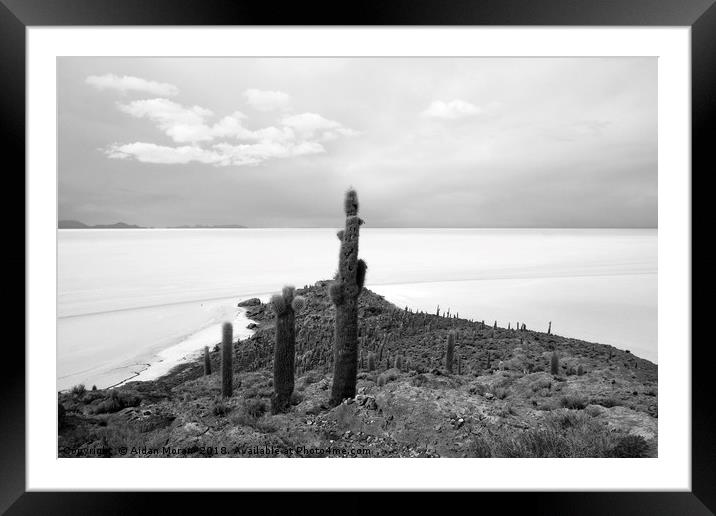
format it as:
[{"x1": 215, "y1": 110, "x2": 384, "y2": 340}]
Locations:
[
  {"x1": 244, "y1": 89, "x2": 291, "y2": 111},
  {"x1": 213, "y1": 141, "x2": 325, "y2": 166},
  {"x1": 109, "y1": 96, "x2": 354, "y2": 166},
  {"x1": 106, "y1": 142, "x2": 222, "y2": 165},
  {"x1": 281, "y1": 112, "x2": 357, "y2": 140},
  {"x1": 421, "y1": 99, "x2": 484, "y2": 120},
  {"x1": 86, "y1": 74, "x2": 179, "y2": 96},
  {"x1": 107, "y1": 140, "x2": 325, "y2": 167},
  {"x1": 118, "y1": 100, "x2": 274, "y2": 144},
  {"x1": 117, "y1": 98, "x2": 217, "y2": 142}
]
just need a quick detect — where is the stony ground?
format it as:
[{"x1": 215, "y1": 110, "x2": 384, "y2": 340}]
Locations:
[{"x1": 58, "y1": 281, "x2": 657, "y2": 458}]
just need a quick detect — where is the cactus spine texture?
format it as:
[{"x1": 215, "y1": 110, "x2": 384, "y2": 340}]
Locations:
[
  {"x1": 329, "y1": 188, "x2": 367, "y2": 406},
  {"x1": 221, "y1": 322, "x2": 233, "y2": 397},
  {"x1": 270, "y1": 286, "x2": 304, "y2": 414},
  {"x1": 446, "y1": 331, "x2": 456, "y2": 374},
  {"x1": 203, "y1": 346, "x2": 211, "y2": 375}
]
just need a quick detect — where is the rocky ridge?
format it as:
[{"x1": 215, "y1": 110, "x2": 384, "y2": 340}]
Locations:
[{"x1": 58, "y1": 281, "x2": 657, "y2": 458}]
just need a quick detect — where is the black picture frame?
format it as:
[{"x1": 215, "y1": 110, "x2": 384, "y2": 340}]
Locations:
[{"x1": 4, "y1": 0, "x2": 711, "y2": 513}]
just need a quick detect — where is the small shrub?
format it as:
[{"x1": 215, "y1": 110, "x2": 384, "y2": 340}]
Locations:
[
  {"x1": 411, "y1": 374, "x2": 428, "y2": 387},
  {"x1": 231, "y1": 399, "x2": 276, "y2": 432},
  {"x1": 301, "y1": 372, "x2": 320, "y2": 385},
  {"x1": 591, "y1": 396, "x2": 622, "y2": 408},
  {"x1": 212, "y1": 398, "x2": 232, "y2": 417},
  {"x1": 384, "y1": 369, "x2": 400, "y2": 382},
  {"x1": 498, "y1": 428, "x2": 568, "y2": 458},
  {"x1": 467, "y1": 436, "x2": 493, "y2": 457},
  {"x1": 560, "y1": 395, "x2": 587, "y2": 410},
  {"x1": 531, "y1": 377, "x2": 552, "y2": 392},
  {"x1": 377, "y1": 374, "x2": 387, "y2": 387},
  {"x1": 91, "y1": 389, "x2": 141, "y2": 414},
  {"x1": 469, "y1": 383, "x2": 487, "y2": 395},
  {"x1": 95, "y1": 423, "x2": 143, "y2": 456},
  {"x1": 251, "y1": 417, "x2": 279, "y2": 433},
  {"x1": 71, "y1": 384, "x2": 86, "y2": 397},
  {"x1": 491, "y1": 386, "x2": 510, "y2": 400},
  {"x1": 610, "y1": 435, "x2": 649, "y2": 458},
  {"x1": 552, "y1": 409, "x2": 590, "y2": 429},
  {"x1": 242, "y1": 398, "x2": 267, "y2": 418}
]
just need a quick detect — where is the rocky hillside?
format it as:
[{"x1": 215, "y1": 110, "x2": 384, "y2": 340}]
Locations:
[{"x1": 58, "y1": 281, "x2": 658, "y2": 458}]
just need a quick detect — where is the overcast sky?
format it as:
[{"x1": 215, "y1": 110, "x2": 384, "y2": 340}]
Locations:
[{"x1": 58, "y1": 57, "x2": 656, "y2": 228}]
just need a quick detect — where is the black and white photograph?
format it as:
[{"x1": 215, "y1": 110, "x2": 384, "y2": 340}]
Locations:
[{"x1": 56, "y1": 56, "x2": 659, "y2": 459}]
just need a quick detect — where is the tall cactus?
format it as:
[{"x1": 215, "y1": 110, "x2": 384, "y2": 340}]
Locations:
[
  {"x1": 203, "y1": 346, "x2": 211, "y2": 375},
  {"x1": 547, "y1": 321, "x2": 552, "y2": 335},
  {"x1": 395, "y1": 355, "x2": 403, "y2": 371},
  {"x1": 550, "y1": 350, "x2": 559, "y2": 375},
  {"x1": 329, "y1": 188, "x2": 367, "y2": 406},
  {"x1": 270, "y1": 285, "x2": 305, "y2": 414},
  {"x1": 221, "y1": 322, "x2": 233, "y2": 397},
  {"x1": 446, "y1": 331, "x2": 456, "y2": 374}
]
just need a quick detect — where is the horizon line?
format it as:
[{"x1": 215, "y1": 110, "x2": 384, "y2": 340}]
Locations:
[{"x1": 57, "y1": 225, "x2": 658, "y2": 230}]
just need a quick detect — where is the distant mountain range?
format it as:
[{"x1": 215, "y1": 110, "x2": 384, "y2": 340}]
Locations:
[
  {"x1": 58, "y1": 220, "x2": 143, "y2": 229},
  {"x1": 170, "y1": 224, "x2": 247, "y2": 229},
  {"x1": 58, "y1": 220, "x2": 246, "y2": 229}
]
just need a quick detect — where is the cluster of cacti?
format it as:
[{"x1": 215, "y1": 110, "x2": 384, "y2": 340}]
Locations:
[
  {"x1": 221, "y1": 322, "x2": 233, "y2": 397},
  {"x1": 446, "y1": 331, "x2": 455, "y2": 373},
  {"x1": 329, "y1": 188, "x2": 367, "y2": 407},
  {"x1": 208, "y1": 211, "x2": 629, "y2": 411},
  {"x1": 270, "y1": 285, "x2": 305, "y2": 414}
]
